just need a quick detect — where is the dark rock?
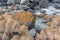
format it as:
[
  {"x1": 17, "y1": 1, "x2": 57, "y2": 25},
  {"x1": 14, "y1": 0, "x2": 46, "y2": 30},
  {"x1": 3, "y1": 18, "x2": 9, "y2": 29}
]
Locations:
[
  {"x1": 27, "y1": 3, "x2": 36, "y2": 10},
  {"x1": 48, "y1": 0, "x2": 53, "y2": 3},
  {"x1": 29, "y1": 0, "x2": 39, "y2": 4},
  {"x1": 13, "y1": 11, "x2": 36, "y2": 27}
]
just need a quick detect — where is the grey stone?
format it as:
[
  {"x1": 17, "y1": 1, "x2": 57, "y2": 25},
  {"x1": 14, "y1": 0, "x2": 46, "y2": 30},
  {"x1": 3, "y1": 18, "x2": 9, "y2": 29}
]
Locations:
[
  {"x1": 35, "y1": 18, "x2": 49, "y2": 31},
  {"x1": 33, "y1": 10, "x2": 41, "y2": 15},
  {"x1": 53, "y1": 0, "x2": 60, "y2": 3},
  {"x1": 29, "y1": 29, "x2": 36, "y2": 37},
  {"x1": 19, "y1": 5, "x2": 30, "y2": 11},
  {"x1": 54, "y1": 4, "x2": 60, "y2": 9},
  {"x1": 27, "y1": 3, "x2": 36, "y2": 10},
  {"x1": 39, "y1": 0, "x2": 49, "y2": 8},
  {"x1": 34, "y1": 5, "x2": 41, "y2": 10}
]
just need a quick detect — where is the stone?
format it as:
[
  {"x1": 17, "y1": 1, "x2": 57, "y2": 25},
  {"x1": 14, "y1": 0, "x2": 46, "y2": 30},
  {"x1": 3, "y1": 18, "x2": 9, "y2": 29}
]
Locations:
[
  {"x1": 20, "y1": 0, "x2": 29, "y2": 5},
  {"x1": 27, "y1": 3, "x2": 36, "y2": 10},
  {"x1": 0, "y1": 14, "x2": 22, "y2": 40},
  {"x1": 7, "y1": 0, "x2": 14, "y2": 5},
  {"x1": 13, "y1": 11, "x2": 36, "y2": 26},
  {"x1": 16, "y1": 25, "x2": 29, "y2": 34},
  {"x1": 35, "y1": 18, "x2": 49, "y2": 31},
  {"x1": 0, "y1": 8, "x2": 5, "y2": 15},
  {"x1": 53, "y1": 0, "x2": 60, "y2": 3},
  {"x1": 11, "y1": 35, "x2": 20, "y2": 40},
  {"x1": 34, "y1": 5, "x2": 41, "y2": 10},
  {"x1": 14, "y1": 4, "x2": 20, "y2": 10},
  {"x1": 2, "y1": 33, "x2": 9, "y2": 40},
  {"x1": 50, "y1": 15, "x2": 60, "y2": 27},
  {"x1": 19, "y1": 5, "x2": 29, "y2": 11},
  {"x1": 16, "y1": 25, "x2": 34, "y2": 40},
  {"x1": 39, "y1": 0, "x2": 49, "y2": 8},
  {"x1": 29, "y1": 28, "x2": 36, "y2": 37},
  {"x1": 33, "y1": 10, "x2": 42, "y2": 16},
  {"x1": 35, "y1": 15, "x2": 60, "y2": 40},
  {"x1": 20, "y1": 35, "x2": 34, "y2": 40},
  {"x1": 43, "y1": 14, "x2": 54, "y2": 19},
  {"x1": 37, "y1": 26, "x2": 60, "y2": 40},
  {"x1": 48, "y1": 0, "x2": 53, "y2": 3},
  {"x1": 54, "y1": 4, "x2": 60, "y2": 9},
  {"x1": 8, "y1": 6, "x2": 14, "y2": 11}
]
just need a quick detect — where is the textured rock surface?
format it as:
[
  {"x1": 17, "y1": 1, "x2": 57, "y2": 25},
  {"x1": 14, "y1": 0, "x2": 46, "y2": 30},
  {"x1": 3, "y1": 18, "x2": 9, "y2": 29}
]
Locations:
[
  {"x1": 35, "y1": 15, "x2": 60, "y2": 40},
  {"x1": 39, "y1": 0, "x2": 49, "y2": 8},
  {"x1": 13, "y1": 11, "x2": 36, "y2": 26},
  {"x1": 0, "y1": 14, "x2": 35, "y2": 40},
  {"x1": 0, "y1": 0, "x2": 60, "y2": 40}
]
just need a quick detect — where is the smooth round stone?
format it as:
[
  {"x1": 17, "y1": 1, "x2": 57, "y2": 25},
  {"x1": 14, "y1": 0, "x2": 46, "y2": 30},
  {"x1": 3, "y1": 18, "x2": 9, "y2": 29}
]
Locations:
[{"x1": 29, "y1": 29, "x2": 36, "y2": 37}]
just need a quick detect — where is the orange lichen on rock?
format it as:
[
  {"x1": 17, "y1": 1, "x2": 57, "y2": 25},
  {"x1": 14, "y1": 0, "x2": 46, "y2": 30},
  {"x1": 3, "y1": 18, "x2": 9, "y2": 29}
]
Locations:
[{"x1": 14, "y1": 11, "x2": 36, "y2": 25}]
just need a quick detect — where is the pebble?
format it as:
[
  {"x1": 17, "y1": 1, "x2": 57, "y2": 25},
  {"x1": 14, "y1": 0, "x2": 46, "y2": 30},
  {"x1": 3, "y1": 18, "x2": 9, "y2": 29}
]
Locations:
[{"x1": 29, "y1": 28, "x2": 36, "y2": 37}]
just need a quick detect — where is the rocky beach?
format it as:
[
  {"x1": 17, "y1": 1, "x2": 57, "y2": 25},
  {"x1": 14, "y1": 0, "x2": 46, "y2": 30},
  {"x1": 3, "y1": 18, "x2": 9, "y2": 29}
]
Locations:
[{"x1": 0, "y1": 0, "x2": 60, "y2": 40}]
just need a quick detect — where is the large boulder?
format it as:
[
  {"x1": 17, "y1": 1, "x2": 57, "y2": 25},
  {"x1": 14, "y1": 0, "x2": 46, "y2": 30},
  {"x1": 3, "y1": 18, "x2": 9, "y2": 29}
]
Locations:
[{"x1": 13, "y1": 11, "x2": 36, "y2": 27}]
